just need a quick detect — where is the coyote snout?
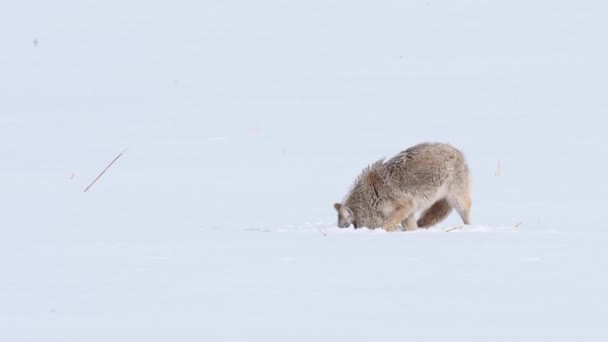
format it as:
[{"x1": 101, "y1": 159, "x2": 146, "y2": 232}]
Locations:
[{"x1": 333, "y1": 142, "x2": 472, "y2": 231}]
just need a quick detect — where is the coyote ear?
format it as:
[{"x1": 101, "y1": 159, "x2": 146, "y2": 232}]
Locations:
[
  {"x1": 341, "y1": 206, "x2": 354, "y2": 223},
  {"x1": 333, "y1": 203, "x2": 342, "y2": 211}
]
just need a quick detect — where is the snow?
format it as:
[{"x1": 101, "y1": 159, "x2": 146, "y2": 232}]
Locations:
[
  {"x1": 2, "y1": 0, "x2": 608, "y2": 340},
  {"x1": 4, "y1": 226, "x2": 608, "y2": 341}
]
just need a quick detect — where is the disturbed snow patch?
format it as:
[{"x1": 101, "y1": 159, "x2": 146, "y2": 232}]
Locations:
[{"x1": 245, "y1": 222, "x2": 521, "y2": 234}]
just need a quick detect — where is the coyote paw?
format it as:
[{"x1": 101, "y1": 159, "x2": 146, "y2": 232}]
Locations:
[{"x1": 383, "y1": 225, "x2": 399, "y2": 232}]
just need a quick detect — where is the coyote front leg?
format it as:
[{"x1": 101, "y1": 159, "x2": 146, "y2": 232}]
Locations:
[
  {"x1": 401, "y1": 214, "x2": 417, "y2": 231},
  {"x1": 383, "y1": 205, "x2": 414, "y2": 232}
]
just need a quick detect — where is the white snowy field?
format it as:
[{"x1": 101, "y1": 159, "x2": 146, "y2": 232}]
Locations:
[
  {"x1": 2, "y1": 0, "x2": 608, "y2": 340},
  {"x1": 3, "y1": 226, "x2": 608, "y2": 341}
]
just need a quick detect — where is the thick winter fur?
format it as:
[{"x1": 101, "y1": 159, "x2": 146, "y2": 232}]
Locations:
[{"x1": 333, "y1": 142, "x2": 471, "y2": 231}]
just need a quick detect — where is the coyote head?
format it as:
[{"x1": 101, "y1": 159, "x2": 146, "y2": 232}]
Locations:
[
  {"x1": 334, "y1": 159, "x2": 386, "y2": 229},
  {"x1": 333, "y1": 203, "x2": 355, "y2": 228},
  {"x1": 333, "y1": 202, "x2": 384, "y2": 229}
]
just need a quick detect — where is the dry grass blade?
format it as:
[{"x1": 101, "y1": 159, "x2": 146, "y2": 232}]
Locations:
[
  {"x1": 84, "y1": 148, "x2": 128, "y2": 192},
  {"x1": 445, "y1": 225, "x2": 464, "y2": 232},
  {"x1": 318, "y1": 227, "x2": 328, "y2": 237},
  {"x1": 514, "y1": 222, "x2": 524, "y2": 228}
]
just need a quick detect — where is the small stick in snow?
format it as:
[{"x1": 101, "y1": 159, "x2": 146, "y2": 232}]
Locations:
[
  {"x1": 318, "y1": 227, "x2": 327, "y2": 237},
  {"x1": 84, "y1": 148, "x2": 128, "y2": 192},
  {"x1": 445, "y1": 225, "x2": 464, "y2": 232},
  {"x1": 514, "y1": 222, "x2": 523, "y2": 228}
]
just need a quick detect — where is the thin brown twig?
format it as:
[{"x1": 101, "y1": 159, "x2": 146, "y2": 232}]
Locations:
[
  {"x1": 84, "y1": 148, "x2": 128, "y2": 192},
  {"x1": 445, "y1": 225, "x2": 464, "y2": 232}
]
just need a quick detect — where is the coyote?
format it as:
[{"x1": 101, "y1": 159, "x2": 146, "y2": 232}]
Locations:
[{"x1": 333, "y1": 142, "x2": 471, "y2": 231}]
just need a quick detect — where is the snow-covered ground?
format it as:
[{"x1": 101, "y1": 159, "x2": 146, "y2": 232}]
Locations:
[
  {"x1": 4, "y1": 225, "x2": 608, "y2": 341},
  {"x1": 2, "y1": 0, "x2": 608, "y2": 341}
]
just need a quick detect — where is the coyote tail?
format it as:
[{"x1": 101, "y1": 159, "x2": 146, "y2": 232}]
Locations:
[{"x1": 417, "y1": 198, "x2": 453, "y2": 228}]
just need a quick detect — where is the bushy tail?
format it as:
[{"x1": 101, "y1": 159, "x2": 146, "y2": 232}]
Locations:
[{"x1": 417, "y1": 198, "x2": 452, "y2": 228}]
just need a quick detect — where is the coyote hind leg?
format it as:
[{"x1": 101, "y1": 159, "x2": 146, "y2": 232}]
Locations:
[{"x1": 448, "y1": 190, "x2": 471, "y2": 225}]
